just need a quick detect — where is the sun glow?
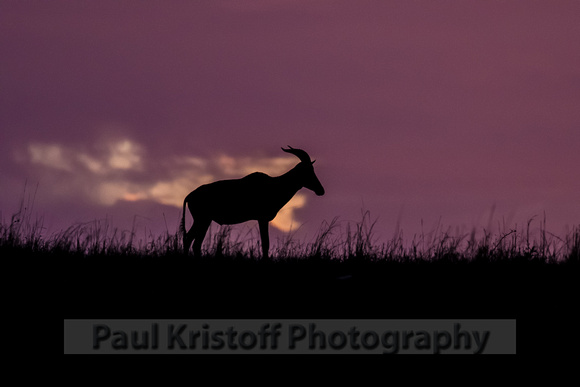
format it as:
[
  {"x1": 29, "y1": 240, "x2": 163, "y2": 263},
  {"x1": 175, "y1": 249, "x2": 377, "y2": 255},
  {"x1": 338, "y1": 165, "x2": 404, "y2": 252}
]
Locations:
[{"x1": 271, "y1": 193, "x2": 307, "y2": 232}]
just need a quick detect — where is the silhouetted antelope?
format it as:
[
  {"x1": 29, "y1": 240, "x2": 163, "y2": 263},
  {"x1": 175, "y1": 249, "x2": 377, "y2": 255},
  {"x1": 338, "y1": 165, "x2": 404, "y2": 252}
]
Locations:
[{"x1": 181, "y1": 147, "x2": 325, "y2": 258}]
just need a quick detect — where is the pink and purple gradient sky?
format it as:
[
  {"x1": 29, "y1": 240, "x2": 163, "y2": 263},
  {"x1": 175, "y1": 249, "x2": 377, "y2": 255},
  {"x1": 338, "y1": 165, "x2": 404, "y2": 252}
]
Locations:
[{"x1": 1, "y1": 1, "x2": 579, "y2": 245}]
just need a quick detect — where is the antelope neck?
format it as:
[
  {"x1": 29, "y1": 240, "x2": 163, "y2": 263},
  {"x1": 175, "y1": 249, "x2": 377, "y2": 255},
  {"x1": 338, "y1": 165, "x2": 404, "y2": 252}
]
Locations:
[{"x1": 274, "y1": 164, "x2": 303, "y2": 193}]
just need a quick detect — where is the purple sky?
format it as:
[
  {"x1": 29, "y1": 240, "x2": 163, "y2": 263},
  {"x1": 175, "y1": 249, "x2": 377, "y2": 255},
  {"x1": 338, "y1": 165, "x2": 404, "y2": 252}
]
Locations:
[{"x1": 2, "y1": 1, "x2": 579, "y2": 247}]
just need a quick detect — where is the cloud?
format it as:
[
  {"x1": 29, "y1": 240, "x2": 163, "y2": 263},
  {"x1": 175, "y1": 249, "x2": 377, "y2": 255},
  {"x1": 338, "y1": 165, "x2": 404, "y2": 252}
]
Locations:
[
  {"x1": 106, "y1": 140, "x2": 143, "y2": 171},
  {"x1": 214, "y1": 153, "x2": 297, "y2": 177},
  {"x1": 28, "y1": 138, "x2": 143, "y2": 175},
  {"x1": 21, "y1": 139, "x2": 307, "y2": 232},
  {"x1": 28, "y1": 144, "x2": 72, "y2": 172}
]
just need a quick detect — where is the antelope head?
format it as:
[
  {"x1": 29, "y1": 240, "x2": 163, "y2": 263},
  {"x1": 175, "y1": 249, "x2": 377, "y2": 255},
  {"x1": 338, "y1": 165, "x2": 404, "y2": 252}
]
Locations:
[{"x1": 282, "y1": 146, "x2": 325, "y2": 196}]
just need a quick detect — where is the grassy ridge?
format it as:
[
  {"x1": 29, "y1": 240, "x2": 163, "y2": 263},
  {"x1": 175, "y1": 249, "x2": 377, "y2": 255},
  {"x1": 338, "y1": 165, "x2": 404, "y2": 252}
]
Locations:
[
  {"x1": 2, "y1": 205, "x2": 578, "y2": 262},
  {"x1": 7, "y1": 206, "x2": 577, "y2": 356}
]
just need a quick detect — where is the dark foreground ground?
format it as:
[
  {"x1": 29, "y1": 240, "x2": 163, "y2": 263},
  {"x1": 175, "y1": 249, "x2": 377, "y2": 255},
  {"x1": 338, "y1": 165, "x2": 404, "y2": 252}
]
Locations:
[{"x1": 32, "y1": 252, "x2": 575, "y2": 359}]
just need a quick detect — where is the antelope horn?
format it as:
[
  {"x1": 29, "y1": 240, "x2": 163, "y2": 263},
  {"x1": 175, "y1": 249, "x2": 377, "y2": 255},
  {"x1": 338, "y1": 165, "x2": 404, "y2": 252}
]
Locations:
[{"x1": 281, "y1": 146, "x2": 312, "y2": 164}]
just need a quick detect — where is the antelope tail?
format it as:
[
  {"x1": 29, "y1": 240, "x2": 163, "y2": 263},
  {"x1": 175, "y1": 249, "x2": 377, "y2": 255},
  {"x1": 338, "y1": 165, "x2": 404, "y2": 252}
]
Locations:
[{"x1": 180, "y1": 197, "x2": 187, "y2": 242}]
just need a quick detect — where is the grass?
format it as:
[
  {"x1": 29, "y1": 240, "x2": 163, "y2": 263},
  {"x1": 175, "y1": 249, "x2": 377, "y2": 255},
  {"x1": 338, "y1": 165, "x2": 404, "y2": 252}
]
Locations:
[
  {"x1": 8, "y1": 199, "x2": 572, "y2": 356},
  {"x1": 11, "y1": 201, "x2": 574, "y2": 356},
  {"x1": 2, "y1": 198, "x2": 578, "y2": 264}
]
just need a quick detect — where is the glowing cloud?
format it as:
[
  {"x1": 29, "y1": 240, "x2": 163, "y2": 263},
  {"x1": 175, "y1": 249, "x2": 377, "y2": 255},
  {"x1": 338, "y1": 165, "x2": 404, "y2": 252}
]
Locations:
[
  {"x1": 215, "y1": 154, "x2": 297, "y2": 177},
  {"x1": 21, "y1": 140, "x2": 308, "y2": 232},
  {"x1": 28, "y1": 144, "x2": 72, "y2": 172},
  {"x1": 77, "y1": 153, "x2": 106, "y2": 174},
  {"x1": 28, "y1": 139, "x2": 143, "y2": 175},
  {"x1": 107, "y1": 140, "x2": 143, "y2": 171}
]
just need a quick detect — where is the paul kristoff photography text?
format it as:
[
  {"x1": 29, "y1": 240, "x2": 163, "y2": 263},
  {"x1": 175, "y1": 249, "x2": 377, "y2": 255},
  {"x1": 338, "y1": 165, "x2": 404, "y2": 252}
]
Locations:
[{"x1": 64, "y1": 319, "x2": 516, "y2": 355}]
